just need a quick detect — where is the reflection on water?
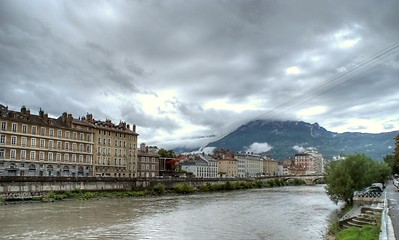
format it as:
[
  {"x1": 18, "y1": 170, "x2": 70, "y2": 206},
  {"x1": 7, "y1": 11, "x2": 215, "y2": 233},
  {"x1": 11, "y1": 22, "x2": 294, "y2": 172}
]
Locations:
[{"x1": 0, "y1": 185, "x2": 339, "y2": 240}]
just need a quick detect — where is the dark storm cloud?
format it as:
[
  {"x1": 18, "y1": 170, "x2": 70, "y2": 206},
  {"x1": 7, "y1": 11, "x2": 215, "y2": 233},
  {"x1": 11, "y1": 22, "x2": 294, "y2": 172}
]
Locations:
[{"x1": 1, "y1": 0, "x2": 399, "y2": 147}]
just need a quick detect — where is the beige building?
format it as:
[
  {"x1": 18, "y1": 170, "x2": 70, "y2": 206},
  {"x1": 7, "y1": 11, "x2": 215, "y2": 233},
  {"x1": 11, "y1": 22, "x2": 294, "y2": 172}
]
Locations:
[
  {"x1": 87, "y1": 115, "x2": 138, "y2": 178},
  {"x1": 213, "y1": 150, "x2": 238, "y2": 177},
  {"x1": 0, "y1": 105, "x2": 138, "y2": 178},
  {"x1": 0, "y1": 105, "x2": 94, "y2": 177},
  {"x1": 262, "y1": 156, "x2": 279, "y2": 176},
  {"x1": 235, "y1": 152, "x2": 263, "y2": 177}
]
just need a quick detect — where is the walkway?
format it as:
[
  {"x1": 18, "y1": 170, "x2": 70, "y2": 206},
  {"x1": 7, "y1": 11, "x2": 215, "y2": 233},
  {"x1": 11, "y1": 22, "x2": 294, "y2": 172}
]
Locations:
[{"x1": 386, "y1": 180, "x2": 399, "y2": 240}]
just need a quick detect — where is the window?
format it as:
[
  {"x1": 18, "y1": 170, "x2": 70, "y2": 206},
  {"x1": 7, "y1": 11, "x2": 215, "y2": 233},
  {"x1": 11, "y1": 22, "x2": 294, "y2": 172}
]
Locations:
[
  {"x1": 64, "y1": 154, "x2": 69, "y2": 162},
  {"x1": 152, "y1": 165, "x2": 156, "y2": 171},
  {"x1": 72, "y1": 154, "x2": 76, "y2": 162},
  {"x1": 86, "y1": 145, "x2": 91, "y2": 153},
  {"x1": 0, "y1": 135, "x2": 5, "y2": 145},
  {"x1": 79, "y1": 155, "x2": 84, "y2": 163},
  {"x1": 31, "y1": 138, "x2": 36, "y2": 147},
  {"x1": 98, "y1": 138, "x2": 101, "y2": 144},
  {"x1": 21, "y1": 150, "x2": 26, "y2": 160},
  {"x1": 11, "y1": 123, "x2": 17, "y2": 132},
  {"x1": 57, "y1": 130, "x2": 62, "y2": 138},
  {"x1": 48, "y1": 140, "x2": 54, "y2": 149},
  {"x1": 86, "y1": 155, "x2": 91, "y2": 164},
  {"x1": 56, "y1": 153, "x2": 61, "y2": 161},
  {"x1": 73, "y1": 132, "x2": 77, "y2": 140},
  {"x1": 48, "y1": 152, "x2": 53, "y2": 161},
  {"x1": 0, "y1": 149, "x2": 4, "y2": 159},
  {"x1": 22, "y1": 125, "x2": 27, "y2": 133},
  {"x1": 11, "y1": 136, "x2": 17, "y2": 145},
  {"x1": 79, "y1": 144, "x2": 84, "y2": 152},
  {"x1": 21, "y1": 137, "x2": 27, "y2": 147},
  {"x1": 40, "y1": 127, "x2": 46, "y2": 136},
  {"x1": 86, "y1": 134, "x2": 91, "y2": 142},
  {"x1": 31, "y1": 126, "x2": 37, "y2": 135},
  {"x1": 49, "y1": 129, "x2": 54, "y2": 137},
  {"x1": 72, "y1": 143, "x2": 77, "y2": 151},
  {"x1": 39, "y1": 152, "x2": 45, "y2": 161},
  {"x1": 80, "y1": 133, "x2": 84, "y2": 141},
  {"x1": 1, "y1": 122, "x2": 6, "y2": 131},
  {"x1": 30, "y1": 151, "x2": 36, "y2": 160},
  {"x1": 65, "y1": 142, "x2": 69, "y2": 150},
  {"x1": 10, "y1": 149, "x2": 16, "y2": 159},
  {"x1": 40, "y1": 139, "x2": 45, "y2": 148},
  {"x1": 65, "y1": 131, "x2": 70, "y2": 139},
  {"x1": 57, "y1": 141, "x2": 62, "y2": 150}
]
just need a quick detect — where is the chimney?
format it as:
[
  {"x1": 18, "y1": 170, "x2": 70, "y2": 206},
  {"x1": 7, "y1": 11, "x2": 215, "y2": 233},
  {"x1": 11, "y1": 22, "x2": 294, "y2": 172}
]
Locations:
[
  {"x1": 140, "y1": 143, "x2": 146, "y2": 152},
  {"x1": 133, "y1": 124, "x2": 136, "y2": 133},
  {"x1": 39, "y1": 108, "x2": 44, "y2": 119},
  {"x1": 66, "y1": 113, "x2": 73, "y2": 127},
  {"x1": 44, "y1": 113, "x2": 49, "y2": 123},
  {"x1": 61, "y1": 112, "x2": 67, "y2": 122},
  {"x1": 127, "y1": 124, "x2": 130, "y2": 130},
  {"x1": 26, "y1": 109, "x2": 30, "y2": 119},
  {"x1": 21, "y1": 106, "x2": 26, "y2": 115},
  {"x1": 86, "y1": 113, "x2": 93, "y2": 123}
]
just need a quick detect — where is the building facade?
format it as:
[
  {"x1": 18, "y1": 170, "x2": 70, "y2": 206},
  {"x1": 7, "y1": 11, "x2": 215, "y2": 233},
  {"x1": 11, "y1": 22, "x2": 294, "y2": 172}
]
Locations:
[
  {"x1": 235, "y1": 152, "x2": 263, "y2": 177},
  {"x1": 262, "y1": 156, "x2": 279, "y2": 176},
  {"x1": 180, "y1": 154, "x2": 218, "y2": 178},
  {"x1": 0, "y1": 105, "x2": 138, "y2": 178},
  {"x1": 137, "y1": 143, "x2": 160, "y2": 178},
  {"x1": 213, "y1": 150, "x2": 238, "y2": 177}
]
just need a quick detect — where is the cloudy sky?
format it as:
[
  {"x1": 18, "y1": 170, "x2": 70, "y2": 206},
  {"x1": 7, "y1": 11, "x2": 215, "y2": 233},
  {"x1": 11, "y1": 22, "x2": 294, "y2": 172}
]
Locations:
[{"x1": 1, "y1": 0, "x2": 399, "y2": 150}]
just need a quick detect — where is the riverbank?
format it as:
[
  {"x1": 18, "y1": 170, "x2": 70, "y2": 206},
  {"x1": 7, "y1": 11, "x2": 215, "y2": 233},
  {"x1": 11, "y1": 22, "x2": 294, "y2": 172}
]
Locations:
[{"x1": 1, "y1": 178, "x2": 307, "y2": 204}]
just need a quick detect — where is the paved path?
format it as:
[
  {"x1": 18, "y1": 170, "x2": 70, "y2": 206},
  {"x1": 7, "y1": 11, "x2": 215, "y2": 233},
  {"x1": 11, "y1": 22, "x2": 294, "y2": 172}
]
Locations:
[{"x1": 386, "y1": 180, "x2": 399, "y2": 240}]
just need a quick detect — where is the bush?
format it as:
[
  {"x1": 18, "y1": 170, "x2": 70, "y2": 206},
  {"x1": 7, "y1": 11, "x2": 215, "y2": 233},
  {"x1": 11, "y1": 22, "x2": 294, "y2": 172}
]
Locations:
[
  {"x1": 153, "y1": 183, "x2": 165, "y2": 195},
  {"x1": 173, "y1": 183, "x2": 195, "y2": 194},
  {"x1": 335, "y1": 225, "x2": 380, "y2": 240}
]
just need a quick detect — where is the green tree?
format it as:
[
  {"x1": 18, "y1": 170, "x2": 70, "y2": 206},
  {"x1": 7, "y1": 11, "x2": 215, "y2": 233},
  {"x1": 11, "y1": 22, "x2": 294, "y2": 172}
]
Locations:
[
  {"x1": 325, "y1": 153, "x2": 389, "y2": 205},
  {"x1": 158, "y1": 148, "x2": 176, "y2": 158},
  {"x1": 384, "y1": 154, "x2": 399, "y2": 174}
]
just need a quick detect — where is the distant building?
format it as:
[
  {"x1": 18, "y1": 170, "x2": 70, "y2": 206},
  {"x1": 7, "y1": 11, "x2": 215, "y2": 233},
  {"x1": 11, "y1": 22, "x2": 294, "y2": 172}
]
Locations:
[
  {"x1": 180, "y1": 154, "x2": 218, "y2": 178},
  {"x1": 137, "y1": 143, "x2": 160, "y2": 178},
  {"x1": 262, "y1": 156, "x2": 278, "y2": 176},
  {"x1": 0, "y1": 104, "x2": 138, "y2": 177},
  {"x1": 213, "y1": 150, "x2": 238, "y2": 177},
  {"x1": 235, "y1": 152, "x2": 263, "y2": 177}
]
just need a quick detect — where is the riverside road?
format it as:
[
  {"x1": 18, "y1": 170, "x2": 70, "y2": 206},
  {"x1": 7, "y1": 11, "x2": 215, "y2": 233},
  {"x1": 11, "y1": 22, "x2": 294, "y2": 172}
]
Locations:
[{"x1": 387, "y1": 180, "x2": 399, "y2": 240}]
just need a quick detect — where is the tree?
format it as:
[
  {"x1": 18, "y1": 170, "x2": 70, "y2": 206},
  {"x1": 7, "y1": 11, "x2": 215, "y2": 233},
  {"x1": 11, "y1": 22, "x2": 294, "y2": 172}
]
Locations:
[
  {"x1": 325, "y1": 153, "x2": 390, "y2": 205},
  {"x1": 158, "y1": 148, "x2": 176, "y2": 158},
  {"x1": 384, "y1": 154, "x2": 399, "y2": 174}
]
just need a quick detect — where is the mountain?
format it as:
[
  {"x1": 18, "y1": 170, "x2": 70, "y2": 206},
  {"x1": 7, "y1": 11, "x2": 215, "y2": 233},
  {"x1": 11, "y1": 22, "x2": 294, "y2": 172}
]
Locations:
[{"x1": 204, "y1": 120, "x2": 398, "y2": 160}]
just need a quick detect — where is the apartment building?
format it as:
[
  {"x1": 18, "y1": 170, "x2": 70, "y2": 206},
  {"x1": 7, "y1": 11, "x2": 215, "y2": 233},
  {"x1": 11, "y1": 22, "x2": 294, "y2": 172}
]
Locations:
[
  {"x1": 0, "y1": 105, "x2": 94, "y2": 177},
  {"x1": 262, "y1": 156, "x2": 279, "y2": 176},
  {"x1": 180, "y1": 154, "x2": 218, "y2": 178},
  {"x1": 0, "y1": 104, "x2": 138, "y2": 178},
  {"x1": 137, "y1": 143, "x2": 160, "y2": 178},
  {"x1": 213, "y1": 150, "x2": 238, "y2": 177},
  {"x1": 88, "y1": 115, "x2": 138, "y2": 178},
  {"x1": 235, "y1": 152, "x2": 263, "y2": 177}
]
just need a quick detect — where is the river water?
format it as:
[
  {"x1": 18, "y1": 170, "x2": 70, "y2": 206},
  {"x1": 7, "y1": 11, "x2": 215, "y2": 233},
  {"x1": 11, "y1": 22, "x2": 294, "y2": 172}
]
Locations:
[{"x1": 0, "y1": 185, "x2": 340, "y2": 240}]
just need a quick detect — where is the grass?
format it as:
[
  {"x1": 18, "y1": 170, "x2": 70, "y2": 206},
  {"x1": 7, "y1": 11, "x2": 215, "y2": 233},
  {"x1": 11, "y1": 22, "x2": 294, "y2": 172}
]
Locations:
[{"x1": 335, "y1": 225, "x2": 380, "y2": 240}]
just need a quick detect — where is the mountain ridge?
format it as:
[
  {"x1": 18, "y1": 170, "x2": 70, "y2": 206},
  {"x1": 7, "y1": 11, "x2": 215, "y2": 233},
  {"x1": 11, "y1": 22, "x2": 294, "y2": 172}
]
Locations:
[{"x1": 202, "y1": 120, "x2": 397, "y2": 160}]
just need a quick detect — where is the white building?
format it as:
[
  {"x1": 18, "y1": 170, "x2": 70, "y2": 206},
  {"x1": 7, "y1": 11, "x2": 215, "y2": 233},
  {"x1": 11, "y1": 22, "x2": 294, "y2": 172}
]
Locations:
[
  {"x1": 234, "y1": 152, "x2": 263, "y2": 177},
  {"x1": 180, "y1": 154, "x2": 218, "y2": 178}
]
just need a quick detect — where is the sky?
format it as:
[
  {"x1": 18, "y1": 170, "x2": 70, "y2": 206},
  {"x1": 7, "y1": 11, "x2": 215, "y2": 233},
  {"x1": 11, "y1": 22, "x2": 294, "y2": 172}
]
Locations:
[{"x1": 1, "y1": 0, "x2": 399, "y2": 151}]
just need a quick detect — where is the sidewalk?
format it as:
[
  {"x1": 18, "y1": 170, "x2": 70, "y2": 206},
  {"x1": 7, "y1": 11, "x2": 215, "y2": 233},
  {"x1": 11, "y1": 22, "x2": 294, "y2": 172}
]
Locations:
[{"x1": 386, "y1": 180, "x2": 399, "y2": 240}]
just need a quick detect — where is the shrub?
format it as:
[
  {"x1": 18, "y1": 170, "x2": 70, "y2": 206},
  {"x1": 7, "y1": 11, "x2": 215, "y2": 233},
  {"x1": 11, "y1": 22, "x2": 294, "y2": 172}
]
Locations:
[
  {"x1": 173, "y1": 183, "x2": 195, "y2": 194},
  {"x1": 153, "y1": 183, "x2": 166, "y2": 195}
]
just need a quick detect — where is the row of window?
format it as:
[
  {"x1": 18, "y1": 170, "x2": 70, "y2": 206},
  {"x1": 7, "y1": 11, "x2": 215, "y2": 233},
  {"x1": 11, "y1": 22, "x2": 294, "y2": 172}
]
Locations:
[
  {"x1": 98, "y1": 129, "x2": 136, "y2": 140},
  {"x1": 96, "y1": 156, "x2": 128, "y2": 166},
  {"x1": 97, "y1": 147, "x2": 132, "y2": 157},
  {"x1": 97, "y1": 137, "x2": 134, "y2": 149},
  {"x1": 138, "y1": 156, "x2": 157, "y2": 163},
  {"x1": 0, "y1": 135, "x2": 92, "y2": 153},
  {"x1": 1, "y1": 122, "x2": 91, "y2": 141},
  {"x1": 0, "y1": 148, "x2": 92, "y2": 163},
  {"x1": 139, "y1": 164, "x2": 157, "y2": 171}
]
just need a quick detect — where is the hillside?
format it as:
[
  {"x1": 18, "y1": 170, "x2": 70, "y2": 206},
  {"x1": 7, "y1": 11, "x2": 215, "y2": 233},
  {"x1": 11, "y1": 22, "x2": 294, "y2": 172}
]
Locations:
[{"x1": 205, "y1": 120, "x2": 398, "y2": 160}]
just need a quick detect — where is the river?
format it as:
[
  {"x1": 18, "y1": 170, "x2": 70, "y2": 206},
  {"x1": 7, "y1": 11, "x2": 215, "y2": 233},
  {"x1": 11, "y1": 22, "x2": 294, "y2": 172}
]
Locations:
[{"x1": 0, "y1": 185, "x2": 340, "y2": 240}]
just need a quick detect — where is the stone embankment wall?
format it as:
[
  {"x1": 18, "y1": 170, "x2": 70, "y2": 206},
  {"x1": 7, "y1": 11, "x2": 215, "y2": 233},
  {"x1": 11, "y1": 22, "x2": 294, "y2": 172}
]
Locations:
[{"x1": 0, "y1": 176, "x2": 243, "y2": 200}]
